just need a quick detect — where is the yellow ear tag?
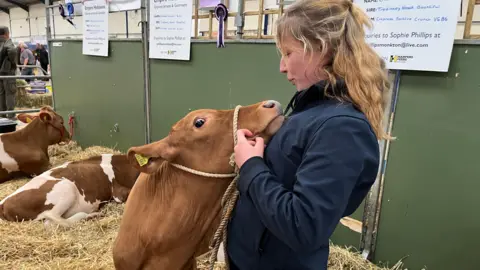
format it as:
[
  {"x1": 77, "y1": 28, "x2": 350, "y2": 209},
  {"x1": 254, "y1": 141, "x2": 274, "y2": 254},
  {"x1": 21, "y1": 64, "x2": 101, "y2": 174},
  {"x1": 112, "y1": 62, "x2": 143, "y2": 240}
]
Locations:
[
  {"x1": 26, "y1": 117, "x2": 32, "y2": 123},
  {"x1": 135, "y1": 154, "x2": 150, "y2": 167}
]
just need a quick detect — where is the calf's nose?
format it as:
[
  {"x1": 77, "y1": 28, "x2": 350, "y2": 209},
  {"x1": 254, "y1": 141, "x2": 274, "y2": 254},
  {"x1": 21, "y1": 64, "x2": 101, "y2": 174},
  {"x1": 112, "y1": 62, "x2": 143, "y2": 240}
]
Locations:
[
  {"x1": 262, "y1": 100, "x2": 283, "y2": 114},
  {"x1": 262, "y1": 100, "x2": 276, "y2": 108}
]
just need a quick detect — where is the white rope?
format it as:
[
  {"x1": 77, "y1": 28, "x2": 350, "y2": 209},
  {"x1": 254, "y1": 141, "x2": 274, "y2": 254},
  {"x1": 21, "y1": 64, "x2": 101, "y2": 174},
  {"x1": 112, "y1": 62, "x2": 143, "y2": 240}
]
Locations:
[{"x1": 170, "y1": 163, "x2": 237, "y2": 178}]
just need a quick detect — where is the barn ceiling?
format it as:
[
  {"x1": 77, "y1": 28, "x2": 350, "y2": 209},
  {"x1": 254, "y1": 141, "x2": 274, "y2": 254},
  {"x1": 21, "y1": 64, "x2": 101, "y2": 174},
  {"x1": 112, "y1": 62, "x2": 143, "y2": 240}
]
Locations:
[{"x1": 0, "y1": 0, "x2": 48, "y2": 14}]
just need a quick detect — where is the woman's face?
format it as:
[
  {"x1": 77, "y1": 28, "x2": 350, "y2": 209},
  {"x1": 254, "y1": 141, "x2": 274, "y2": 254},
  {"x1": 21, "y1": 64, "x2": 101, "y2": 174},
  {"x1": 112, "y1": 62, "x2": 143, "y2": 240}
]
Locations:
[{"x1": 279, "y1": 37, "x2": 328, "y2": 91}]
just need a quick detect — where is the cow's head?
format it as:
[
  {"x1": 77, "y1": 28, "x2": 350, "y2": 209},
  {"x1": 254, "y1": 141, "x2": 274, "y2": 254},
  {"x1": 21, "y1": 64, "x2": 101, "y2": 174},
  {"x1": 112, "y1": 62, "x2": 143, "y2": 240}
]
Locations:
[
  {"x1": 127, "y1": 100, "x2": 285, "y2": 175},
  {"x1": 17, "y1": 106, "x2": 71, "y2": 144}
]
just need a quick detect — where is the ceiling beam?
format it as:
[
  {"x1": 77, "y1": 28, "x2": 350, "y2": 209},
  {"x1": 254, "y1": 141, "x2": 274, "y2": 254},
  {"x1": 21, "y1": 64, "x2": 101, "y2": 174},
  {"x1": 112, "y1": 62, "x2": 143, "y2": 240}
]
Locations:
[
  {"x1": 3, "y1": 0, "x2": 29, "y2": 12},
  {"x1": 0, "y1": 7, "x2": 9, "y2": 14}
]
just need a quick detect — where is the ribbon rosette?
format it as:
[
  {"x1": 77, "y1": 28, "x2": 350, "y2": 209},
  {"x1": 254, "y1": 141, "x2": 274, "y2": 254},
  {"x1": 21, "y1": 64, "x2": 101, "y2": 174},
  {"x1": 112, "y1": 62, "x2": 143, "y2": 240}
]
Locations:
[{"x1": 214, "y1": 3, "x2": 228, "y2": 48}]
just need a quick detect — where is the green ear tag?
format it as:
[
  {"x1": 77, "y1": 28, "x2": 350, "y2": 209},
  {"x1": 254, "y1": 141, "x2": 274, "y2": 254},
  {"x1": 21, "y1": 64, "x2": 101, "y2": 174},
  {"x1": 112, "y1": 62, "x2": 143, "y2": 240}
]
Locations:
[{"x1": 135, "y1": 154, "x2": 150, "y2": 167}]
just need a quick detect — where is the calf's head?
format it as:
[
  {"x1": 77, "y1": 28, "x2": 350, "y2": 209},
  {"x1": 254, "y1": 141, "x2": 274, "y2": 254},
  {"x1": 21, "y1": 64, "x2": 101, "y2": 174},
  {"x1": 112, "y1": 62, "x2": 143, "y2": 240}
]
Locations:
[
  {"x1": 17, "y1": 106, "x2": 70, "y2": 144},
  {"x1": 127, "y1": 100, "x2": 285, "y2": 175}
]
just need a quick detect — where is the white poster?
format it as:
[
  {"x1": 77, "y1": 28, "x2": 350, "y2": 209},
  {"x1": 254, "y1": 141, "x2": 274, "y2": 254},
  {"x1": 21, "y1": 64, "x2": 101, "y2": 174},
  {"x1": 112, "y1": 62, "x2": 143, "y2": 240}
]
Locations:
[
  {"x1": 149, "y1": 0, "x2": 193, "y2": 61},
  {"x1": 354, "y1": 1, "x2": 462, "y2": 72},
  {"x1": 82, "y1": 0, "x2": 109, "y2": 57},
  {"x1": 109, "y1": 0, "x2": 141, "y2": 12}
]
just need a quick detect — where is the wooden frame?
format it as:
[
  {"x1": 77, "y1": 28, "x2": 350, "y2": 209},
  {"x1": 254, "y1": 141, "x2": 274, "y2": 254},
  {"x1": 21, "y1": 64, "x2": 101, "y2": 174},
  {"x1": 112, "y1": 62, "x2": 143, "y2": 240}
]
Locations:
[
  {"x1": 191, "y1": 0, "x2": 285, "y2": 39},
  {"x1": 463, "y1": 0, "x2": 480, "y2": 39},
  {"x1": 192, "y1": 0, "x2": 480, "y2": 40}
]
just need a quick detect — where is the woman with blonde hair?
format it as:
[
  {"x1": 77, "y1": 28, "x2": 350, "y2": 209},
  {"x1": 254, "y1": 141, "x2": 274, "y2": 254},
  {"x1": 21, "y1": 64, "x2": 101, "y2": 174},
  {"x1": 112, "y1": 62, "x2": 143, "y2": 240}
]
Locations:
[{"x1": 227, "y1": 0, "x2": 390, "y2": 269}]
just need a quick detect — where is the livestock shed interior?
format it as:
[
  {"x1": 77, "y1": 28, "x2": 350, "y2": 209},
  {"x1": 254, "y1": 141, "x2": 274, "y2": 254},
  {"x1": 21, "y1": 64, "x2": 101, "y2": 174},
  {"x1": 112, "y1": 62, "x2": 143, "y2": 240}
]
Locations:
[
  {"x1": 49, "y1": 39, "x2": 480, "y2": 270},
  {"x1": 0, "y1": 0, "x2": 479, "y2": 269}
]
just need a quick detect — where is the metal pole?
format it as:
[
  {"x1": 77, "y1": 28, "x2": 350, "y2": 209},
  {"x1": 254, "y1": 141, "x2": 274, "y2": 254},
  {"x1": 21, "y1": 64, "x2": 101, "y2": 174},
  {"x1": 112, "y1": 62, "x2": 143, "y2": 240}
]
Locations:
[
  {"x1": 28, "y1": 11, "x2": 31, "y2": 39},
  {"x1": 360, "y1": 70, "x2": 401, "y2": 261},
  {"x1": 52, "y1": 11, "x2": 56, "y2": 39},
  {"x1": 45, "y1": 0, "x2": 56, "y2": 110},
  {"x1": 125, "y1": 11, "x2": 129, "y2": 38},
  {"x1": 0, "y1": 109, "x2": 41, "y2": 115},
  {"x1": 18, "y1": 64, "x2": 48, "y2": 74},
  {"x1": 141, "y1": 0, "x2": 151, "y2": 144},
  {"x1": 0, "y1": 75, "x2": 50, "y2": 80},
  {"x1": 235, "y1": 0, "x2": 245, "y2": 39},
  {"x1": 8, "y1": 13, "x2": 12, "y2": 38}
]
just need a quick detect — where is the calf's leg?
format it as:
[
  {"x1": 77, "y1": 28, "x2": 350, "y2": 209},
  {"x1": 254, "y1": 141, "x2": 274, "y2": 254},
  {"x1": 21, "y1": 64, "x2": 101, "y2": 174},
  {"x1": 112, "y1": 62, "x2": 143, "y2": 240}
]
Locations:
[
  {"x1": 66, "y1": 211, "x2": 104, "y2": 222},
  {"x1": 35, "y1": 180, "x2": 91, "y2": 227}
]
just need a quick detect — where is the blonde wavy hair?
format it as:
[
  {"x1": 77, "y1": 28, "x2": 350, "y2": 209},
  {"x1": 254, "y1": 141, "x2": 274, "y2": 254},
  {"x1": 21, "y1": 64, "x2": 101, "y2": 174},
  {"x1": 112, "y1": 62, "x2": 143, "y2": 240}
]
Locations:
[{"x1": 275, "y1": 0, "x2": 391, "y2": 140}]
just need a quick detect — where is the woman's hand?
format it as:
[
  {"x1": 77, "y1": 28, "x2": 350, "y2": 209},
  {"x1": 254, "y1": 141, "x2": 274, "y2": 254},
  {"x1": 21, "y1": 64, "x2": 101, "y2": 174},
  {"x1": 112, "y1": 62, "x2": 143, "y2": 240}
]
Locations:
[{"x1": 234, "y1": 129, "x2": 265, "y2": 168}]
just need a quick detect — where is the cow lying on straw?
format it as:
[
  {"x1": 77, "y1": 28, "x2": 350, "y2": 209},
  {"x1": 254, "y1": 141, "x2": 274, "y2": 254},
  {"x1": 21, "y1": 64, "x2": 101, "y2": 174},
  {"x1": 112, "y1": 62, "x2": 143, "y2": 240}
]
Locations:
[
  {"x1": 0, "y1": 106, "x2": 70, "y2": 184},
  {"x1": 0, "y1": 153, "x2": 139, "y2": 226},
  {"x1": 112, "y1": 100, "x2": 285, "y2": 270}
]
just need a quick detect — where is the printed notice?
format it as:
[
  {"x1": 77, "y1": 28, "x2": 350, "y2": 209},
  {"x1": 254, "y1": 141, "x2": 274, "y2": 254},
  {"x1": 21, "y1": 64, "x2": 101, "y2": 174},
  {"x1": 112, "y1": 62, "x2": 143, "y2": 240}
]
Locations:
[
  {"x1": 353, "y1": 0, "x2": 462, "y2": 72},
  {"x1": 82, "y1": 0, "x2": 109, "y2": 57},
  {"x1": 149, "y1": 0, "x2": 193, "y2": 61},
  {"x1": 109, "y1": 0, "x2": 141, "y2": 12}
]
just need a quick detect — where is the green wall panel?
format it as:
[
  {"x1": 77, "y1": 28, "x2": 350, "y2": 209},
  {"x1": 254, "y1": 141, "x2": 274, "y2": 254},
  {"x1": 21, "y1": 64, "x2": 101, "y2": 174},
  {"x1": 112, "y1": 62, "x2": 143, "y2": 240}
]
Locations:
[
  {"x1": 374, "y1": 44, "x2": 480, "y2": 270},
  {"x1": 149, "y1": 43, "x2": 291, "y2": 140},
  {"x1": 149, "y1": 42, "x2": 364, "y2": 247},
  {"x1": 50, "y1": 40, "x2": 145, "y2": 152}
]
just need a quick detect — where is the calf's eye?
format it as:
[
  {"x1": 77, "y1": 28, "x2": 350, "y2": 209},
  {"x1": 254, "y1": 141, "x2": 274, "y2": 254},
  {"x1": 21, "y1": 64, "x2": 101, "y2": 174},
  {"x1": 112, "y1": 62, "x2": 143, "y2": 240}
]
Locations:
[{"x1": 194, "y1": 118, "x2": 206, "y2": 128}]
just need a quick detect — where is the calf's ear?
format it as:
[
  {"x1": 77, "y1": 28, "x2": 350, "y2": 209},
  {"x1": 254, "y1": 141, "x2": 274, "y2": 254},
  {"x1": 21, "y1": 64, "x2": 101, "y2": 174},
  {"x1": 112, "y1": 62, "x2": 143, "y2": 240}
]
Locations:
[
  {"x1": 17, "y1": 113, "x2": 34, "y2": 123},
  {"x1": 39, "y1": 112, "x2": 53, "y2": 123},
  {"x1": 127, "y1": 138, "x2": 178, "y2": 174}
]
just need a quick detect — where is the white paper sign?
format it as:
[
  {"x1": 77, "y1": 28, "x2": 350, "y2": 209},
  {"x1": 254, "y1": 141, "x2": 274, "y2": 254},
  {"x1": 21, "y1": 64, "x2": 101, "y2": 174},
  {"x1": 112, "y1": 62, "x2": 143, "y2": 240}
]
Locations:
[
  {"x1": 82, "y1": 0, "x2": 109, "y2": 57},
  {"x1": 109, "y1": 0, "x2": 141, "y2": 12},
  {"x1": 149, "y1": 0, "x2": 193, "y2": 61},
  {"x1": 354, "y1": 1, "x2": 462, "y2": 72}
]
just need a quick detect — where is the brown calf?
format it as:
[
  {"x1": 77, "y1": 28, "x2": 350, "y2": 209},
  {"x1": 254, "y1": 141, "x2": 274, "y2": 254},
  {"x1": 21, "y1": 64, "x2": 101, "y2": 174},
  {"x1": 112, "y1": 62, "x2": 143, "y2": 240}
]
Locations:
[
  {"x1": 0, "y1": 154, "x2": 140, "y2": 226},
  {"x1": 0, "y1": 106, "x2": 70, "y2": 184},
  {"x1": 112, "y1": 100, "x2": 285, "y2": 270}
]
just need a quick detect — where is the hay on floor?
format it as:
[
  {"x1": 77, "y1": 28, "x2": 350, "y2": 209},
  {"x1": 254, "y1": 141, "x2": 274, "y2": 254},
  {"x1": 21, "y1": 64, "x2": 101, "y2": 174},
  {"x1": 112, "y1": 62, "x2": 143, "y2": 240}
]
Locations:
[
  {"x1": 0, "y1": 141, "x2": 405, "y2": 270},
  {"x1": 196, "y1": 244, "x2": 405, "y2": 270},
  {"x1": 15, "y1": 83, "x2": 53, "y2": 108},
  {"x1": 0, "y1": 141, "x2": 123, "y2": 269}
]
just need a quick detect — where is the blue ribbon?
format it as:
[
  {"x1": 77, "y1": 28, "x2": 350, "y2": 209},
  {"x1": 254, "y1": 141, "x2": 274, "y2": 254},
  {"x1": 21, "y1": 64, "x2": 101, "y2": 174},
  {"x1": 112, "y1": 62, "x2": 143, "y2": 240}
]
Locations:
[
  {"x1": 59, "y1": 4, "x2": 77, "y2": 28},
  {"x1": 66, "y1": 3, "x2": 74, "y2": 18},
  {"x1": 214, "y1": 4, "x2": 228, "y2": 48}
]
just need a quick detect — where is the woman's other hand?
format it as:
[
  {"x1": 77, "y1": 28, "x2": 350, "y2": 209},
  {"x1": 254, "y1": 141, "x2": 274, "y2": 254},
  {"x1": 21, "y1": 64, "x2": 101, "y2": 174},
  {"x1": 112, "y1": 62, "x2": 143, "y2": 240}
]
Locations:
[{"x1": 234, "y1": 129, "x2": 265, "y2": 168}]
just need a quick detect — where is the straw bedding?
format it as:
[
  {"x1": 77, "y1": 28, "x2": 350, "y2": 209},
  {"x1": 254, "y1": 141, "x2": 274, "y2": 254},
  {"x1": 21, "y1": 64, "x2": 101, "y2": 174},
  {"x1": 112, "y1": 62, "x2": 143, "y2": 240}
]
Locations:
[
  {"x1": 0, "y1": 141, "x2": 404, "y2": 270},
  {"x1": 15, "y1": 79, "x2": 53, "y2": 108}
]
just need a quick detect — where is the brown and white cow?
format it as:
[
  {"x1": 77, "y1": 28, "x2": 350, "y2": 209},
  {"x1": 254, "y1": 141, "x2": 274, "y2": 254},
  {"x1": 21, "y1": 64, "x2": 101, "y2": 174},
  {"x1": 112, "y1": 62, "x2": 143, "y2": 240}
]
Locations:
[
  {"x1": 0, "y1": 106, "x2": 70, "y2": 184},
  {"x1": 112, "y1": 100, "x2": 285, "y2": 270},
  {"x1": 0, "y1": 154, "x2": 140, "y2": 226}
]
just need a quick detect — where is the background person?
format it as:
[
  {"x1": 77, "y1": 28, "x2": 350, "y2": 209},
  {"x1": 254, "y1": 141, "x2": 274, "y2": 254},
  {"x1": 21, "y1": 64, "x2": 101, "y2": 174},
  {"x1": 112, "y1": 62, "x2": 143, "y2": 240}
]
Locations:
[
  {"x1": 35, "y1": 43, "x2": 49, "y2": 80},
  {"x1": 0, "y1": 26, "x2": 18, "y2": 119},
  {"x1": 19, "y1": 42, "x2": 36, "y2": 83}
]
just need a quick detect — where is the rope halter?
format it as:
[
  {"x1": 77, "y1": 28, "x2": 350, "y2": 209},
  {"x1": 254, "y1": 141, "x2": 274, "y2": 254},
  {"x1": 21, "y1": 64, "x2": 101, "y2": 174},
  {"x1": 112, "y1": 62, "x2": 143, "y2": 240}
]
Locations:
[{"x1": 169, "y1": 104, "x2": 241, "y2": 178}]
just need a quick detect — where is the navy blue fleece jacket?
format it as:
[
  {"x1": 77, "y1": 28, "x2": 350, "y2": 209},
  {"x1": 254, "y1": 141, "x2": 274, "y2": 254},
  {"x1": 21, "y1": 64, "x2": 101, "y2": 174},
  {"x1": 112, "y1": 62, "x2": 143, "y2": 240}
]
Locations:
[{"x1": 226, "y1": 79, "x2": 380, "y2": 270}]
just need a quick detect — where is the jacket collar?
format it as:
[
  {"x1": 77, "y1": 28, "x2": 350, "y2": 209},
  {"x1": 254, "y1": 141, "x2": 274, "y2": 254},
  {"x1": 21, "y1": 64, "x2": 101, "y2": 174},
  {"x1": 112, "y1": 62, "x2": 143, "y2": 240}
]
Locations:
[{"x1": 283, "y1": 78, "x2": 349, "y2": 116}]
